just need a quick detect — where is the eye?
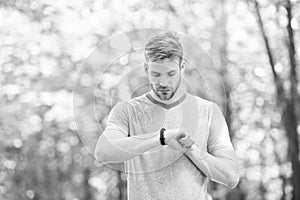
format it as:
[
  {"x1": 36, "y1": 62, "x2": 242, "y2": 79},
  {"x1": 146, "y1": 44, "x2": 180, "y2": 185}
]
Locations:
[
  {"x1": 168, "y1": 71, "x2": 176, "y2": 76},
  {"x1": 151, "y1": 72, "x2": 160, "y2": 77}
]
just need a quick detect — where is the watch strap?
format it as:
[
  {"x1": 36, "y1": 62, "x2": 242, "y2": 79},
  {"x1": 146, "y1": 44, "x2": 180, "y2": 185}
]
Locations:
[{"x1": 160, "y1": 128, "x2": 166, "y2": 145}]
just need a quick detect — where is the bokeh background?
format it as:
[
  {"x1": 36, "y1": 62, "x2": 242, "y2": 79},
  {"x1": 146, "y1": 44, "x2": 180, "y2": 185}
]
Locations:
[{"x1": 0, "y1": 0, "x2": 300, "y2": 200}]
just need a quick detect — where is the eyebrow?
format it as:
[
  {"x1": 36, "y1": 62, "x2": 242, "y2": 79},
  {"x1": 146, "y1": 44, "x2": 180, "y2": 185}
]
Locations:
[{"x1": 150, "y1": 70, "x2": 177, "y2": 75}]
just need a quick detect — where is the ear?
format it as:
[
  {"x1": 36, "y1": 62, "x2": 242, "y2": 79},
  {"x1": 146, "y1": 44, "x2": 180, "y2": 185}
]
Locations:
[
  {"x1": 144, "y1": 62, "x2": 149, "y2": 73},
  {"x1": 180, "y1": 59, "x2": 186, "y2": 73}
]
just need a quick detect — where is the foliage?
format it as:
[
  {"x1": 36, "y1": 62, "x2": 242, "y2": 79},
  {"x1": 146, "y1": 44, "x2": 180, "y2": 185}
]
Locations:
[{"x1": 0, "y1": 0, "x2": 299, "y2": 199}]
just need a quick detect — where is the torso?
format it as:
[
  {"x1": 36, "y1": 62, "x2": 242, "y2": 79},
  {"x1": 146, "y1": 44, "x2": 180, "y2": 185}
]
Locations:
[{"x1": 124, "y1": 92, "x2": 213, "y2": 200}]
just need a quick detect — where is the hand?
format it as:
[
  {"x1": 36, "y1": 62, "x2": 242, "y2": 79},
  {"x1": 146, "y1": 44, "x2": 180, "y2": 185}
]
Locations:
[
  {"x1": 178, "y1": 135, "x2": 195, "y2": 149},
  {"x1": 164, "y1": 129, "x2": 189, "y2": 152}
]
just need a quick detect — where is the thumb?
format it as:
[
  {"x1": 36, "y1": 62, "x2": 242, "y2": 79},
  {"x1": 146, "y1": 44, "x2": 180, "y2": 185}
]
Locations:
[{"x1": 178, "y1": 129, "x2": 186, "y2": 138}]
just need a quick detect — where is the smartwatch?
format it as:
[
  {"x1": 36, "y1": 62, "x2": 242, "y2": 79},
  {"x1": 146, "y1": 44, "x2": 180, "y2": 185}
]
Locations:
[{"x1": 160, "y1": 128, "x2": 166, "y2": 145}]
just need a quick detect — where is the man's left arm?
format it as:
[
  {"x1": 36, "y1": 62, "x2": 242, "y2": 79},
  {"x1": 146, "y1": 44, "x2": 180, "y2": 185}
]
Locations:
[{"x1": 183, "y1": 102, "x2": 240, "y2": 189}]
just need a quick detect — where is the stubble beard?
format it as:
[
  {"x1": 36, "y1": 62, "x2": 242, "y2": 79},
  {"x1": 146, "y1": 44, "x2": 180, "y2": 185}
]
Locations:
[{"x1": 151, "y1": 76, "x2": 181, "y2": 101}]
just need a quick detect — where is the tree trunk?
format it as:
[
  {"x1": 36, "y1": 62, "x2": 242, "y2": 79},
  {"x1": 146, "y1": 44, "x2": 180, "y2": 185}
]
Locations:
[
  {"x1": 285, "y1": 1, "x2": 300, "y2": 199},
  {"x1": 117, "y1": 170, "x2": 127, "y2": 200},
  {"x1": 254, "y1": 1, "x2": 300, "y2": 199},
  {"x1": 283, "y1": 102, "x2": 300, "y2": 200},
  {"x1": 285, "y1": 0, "x2": 299, "y2": 113},
  {"x1": 83, "y1": 168, "x2": 93, "y2": 200}
]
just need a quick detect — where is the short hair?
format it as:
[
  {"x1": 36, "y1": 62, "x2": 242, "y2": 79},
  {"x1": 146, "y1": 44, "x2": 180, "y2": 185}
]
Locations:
[{"x1": 144, "y1": 32, "x2": 183, "y2": 65}]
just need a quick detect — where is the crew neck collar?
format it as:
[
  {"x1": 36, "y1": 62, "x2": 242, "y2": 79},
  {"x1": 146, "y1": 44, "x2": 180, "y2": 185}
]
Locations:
[{"x1": 146, "y1": 92, "x2": 187, "y2": 109}]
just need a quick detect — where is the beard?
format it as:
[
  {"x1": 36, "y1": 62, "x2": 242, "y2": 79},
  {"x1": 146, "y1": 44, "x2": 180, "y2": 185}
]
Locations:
[
  {"x1": 152, "y1": 85, "x2": 174, "y2": 100},
  {"x1": 151, "y1": 77, "x2": 181, "y2": 101}
]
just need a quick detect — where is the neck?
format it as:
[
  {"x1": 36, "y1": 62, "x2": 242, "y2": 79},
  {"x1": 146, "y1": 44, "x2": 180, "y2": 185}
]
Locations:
[{"x1": 150, "y1": 84, "x2": 185, "y2": 104}]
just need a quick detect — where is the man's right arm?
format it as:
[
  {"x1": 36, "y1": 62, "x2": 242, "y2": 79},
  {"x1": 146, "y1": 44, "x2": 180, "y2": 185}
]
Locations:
[
  {"x1": 94, "y1": 102, "x2": 189, "y2": 164},
  {"x1": 94, "y1": 128, "x2": 189, "y2": 164},
  {"x1": 94, "y1": 129, "x2": 159, "y2": 163}
]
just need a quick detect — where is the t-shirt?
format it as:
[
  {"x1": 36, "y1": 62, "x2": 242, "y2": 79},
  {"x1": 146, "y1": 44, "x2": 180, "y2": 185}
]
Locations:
[{"x1": 104, "y1": 92, "x2": 233, "y2": 200}]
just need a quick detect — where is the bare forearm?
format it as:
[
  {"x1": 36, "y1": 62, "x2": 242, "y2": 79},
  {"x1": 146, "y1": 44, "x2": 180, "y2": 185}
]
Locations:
[
  {"x1": 95, "y1": 130, "x2": 160, "y2": 163},
  {"x1": 185, "y1": 145, "x2": 239, "y2": 189}
]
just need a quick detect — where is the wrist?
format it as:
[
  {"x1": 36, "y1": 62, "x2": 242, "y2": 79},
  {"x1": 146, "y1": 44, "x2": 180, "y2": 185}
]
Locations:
[
  {"x1": 185, "y1": 144, "x2": 197, "y2": 155},
  {"x1": 185, "y1": 144, "x2": 208, "y2": 159}
]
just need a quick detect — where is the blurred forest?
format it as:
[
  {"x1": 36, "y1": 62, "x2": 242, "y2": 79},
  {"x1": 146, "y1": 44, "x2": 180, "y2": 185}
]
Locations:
[{"x1": 0, "y1": 0, "x2": 300, "y2": 200}]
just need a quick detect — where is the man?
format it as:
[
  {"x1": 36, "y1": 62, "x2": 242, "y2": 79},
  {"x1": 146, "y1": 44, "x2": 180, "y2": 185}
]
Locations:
[{"x1": 94, "y1": 32, "x2": 239, "y2": 200}]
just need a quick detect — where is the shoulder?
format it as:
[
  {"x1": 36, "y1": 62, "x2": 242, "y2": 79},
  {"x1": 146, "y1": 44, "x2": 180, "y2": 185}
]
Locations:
[
  {"x1": 109, "y1": 101, "x2": 130, "y2": 117},
  {"x1": 127, "y1": 93, "x2": 150, "y2": 108},
  {"x1": 112, "y1": 101, "x2": 130, "y2": 110},
  {"x1": 128, "y1": 93, "x2": 148, "y2": 103},
  {"x1": 185, "y1": 94, "x2": 223, "y2": 123},
  {"x1": 111, "y1": 93, "x2": 149, "y2": 113},
  {"x1": 186, "y1": 93, "x2": 215, "y2": 108}
]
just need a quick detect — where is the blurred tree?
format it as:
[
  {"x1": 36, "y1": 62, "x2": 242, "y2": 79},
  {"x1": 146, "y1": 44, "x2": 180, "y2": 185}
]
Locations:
[
  {"x1": 1, "y1": 0, "x2": 299, "y2": 199},
  {"x1": 252, "y1": 0, "x2": 300, "y2": 199}
]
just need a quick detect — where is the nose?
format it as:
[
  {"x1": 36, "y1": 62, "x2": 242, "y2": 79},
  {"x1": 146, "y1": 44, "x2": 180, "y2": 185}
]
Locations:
[{"x1": 158, "y1": 77, "x2": 168, "y2": 87}]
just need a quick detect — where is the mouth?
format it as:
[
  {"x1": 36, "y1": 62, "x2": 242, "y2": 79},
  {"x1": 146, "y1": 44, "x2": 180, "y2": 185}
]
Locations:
[
  {"x1": 158, "y1": 89, "x2": 169, "y2": 92},
  {"x1": 158, "y1": 90, "x2": 170, "y2": 94},
  {"x1": 158, "y1": 90, "x2": 171, "y2": 97},
  {"x1": 158, "y1": 88, "x2": 170, "y2": 91}
]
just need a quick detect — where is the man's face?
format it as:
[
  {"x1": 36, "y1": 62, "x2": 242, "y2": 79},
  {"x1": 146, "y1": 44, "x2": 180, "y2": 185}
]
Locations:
[{"x1": 145, "y1": 59, "x2": 182, "y2": 101}]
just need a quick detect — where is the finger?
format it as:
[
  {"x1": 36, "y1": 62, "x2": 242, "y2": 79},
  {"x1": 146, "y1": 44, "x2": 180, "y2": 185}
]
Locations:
[
  {"x1": 181, "y1": 140, "x2": 190, "y2": 148},
  {"x1": 178, "y1": 141, "x2": 190, "y2": 152},
  {"x1": 179, "y1": 138, "x2": 185, "y2": 143},
  {"x1": 189, "y1": 140, "x2": 195, "y2": 146},
  {"x1": 178, "y1": 138, "x2": 189, "y2": 145},
  {"x1": 182, "y1": 134, "x2": 190, "y2": 139},
  {"x1": 184, "y1": 143, "x2": 193, "y2": 148},
  {"x1": 180, "y1": 136, "x2": 192, "y2": 142},
  {"x1": 179, "y1": 132, "x2": 185, "y2": 139},
  {"x1": 179, "y1": 135, "x2": 190, "y2": 141},
  {"x1": 178, "y1": 129, "x2": 186, "y2": 138},
  {"x1": 179, "y1": 139, "x2": 193, "y2": 146},
  {"x1": 184, "y1": 140, "x2": 195, "y2": 148},
  {"x1": 188, "y1": 139, "x2": 195, "y2": 145},
  {"x1": 186, "y1": 143, "x2": 194, "y2": 148},
  {"x1": 175, "y1": 142, "x2": 187, "y2": 152}
]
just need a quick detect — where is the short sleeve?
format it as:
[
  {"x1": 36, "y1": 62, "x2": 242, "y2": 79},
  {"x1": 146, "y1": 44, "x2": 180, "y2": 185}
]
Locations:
[
  {"x1": 105, "y1": 101, "x2": 129, "y2": 137},
  {"x1": 207, "y1": 103, "x2": 233, "y2": 153}
]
